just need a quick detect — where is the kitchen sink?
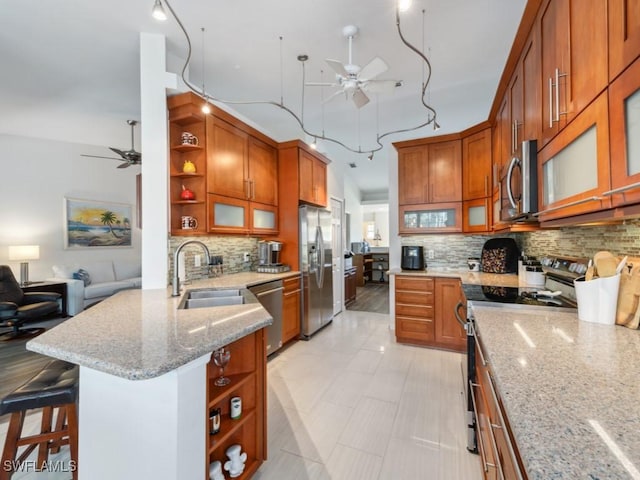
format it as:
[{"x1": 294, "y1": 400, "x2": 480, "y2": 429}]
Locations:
[{"x1": 178, "y1": 288, "x2": 253, "y2": 309}]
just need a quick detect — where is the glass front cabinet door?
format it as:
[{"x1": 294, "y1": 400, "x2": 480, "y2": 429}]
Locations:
[
  {"x1": 399, "y1": 202, "x2": 462, "y2": 234},
  {"x1": 607, "y1": 57, "x2": 640, "y2": 207}
]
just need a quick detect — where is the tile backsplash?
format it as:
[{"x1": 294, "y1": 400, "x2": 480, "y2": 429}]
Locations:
[
  {"x1": 168, "y1": 235, "x2": 259, "y2": 282},
  {"x1": 522, "y1": 220, "x2": 640, "y2": 259},
  {"x1": 401, "y1": 233, "x2": 521, "y2": 269}
]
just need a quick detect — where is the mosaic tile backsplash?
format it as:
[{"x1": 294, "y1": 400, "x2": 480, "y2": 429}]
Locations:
[{"x1": 168, "y1": 235, "x2": 259, "y2": 283}]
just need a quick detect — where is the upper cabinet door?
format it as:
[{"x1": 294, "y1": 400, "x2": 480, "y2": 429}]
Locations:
[
  {"x1": 540, "y1": 0, "x2": 608, "y2": 147},
  {"x1": 608, "y1": 58, "x2": 640, "y2": 206},
  {"x1": 521, "y1": 27, "x2": 542, "y2": 144},
  {"x1": 428, "y1": 140, "x2": 462, "y2": 203},
  {"x1": 248, "y1": 137, "x2": 278, "y2": 206},
  {"x1": 609, "y1": 0, "x2": 640, "y2": 81},
  {"x1": 312, "y1": 158, "x2": 327, "y2": 207},
  {"x1": 398, "y1": 146, "x2": 429, "y2": 205},
  {"x1": 463, "y1": 129, "x2": 491, "y2": 201},
  {"x1": 298, "y1": 149, "x2": 327, "y2": 207},
  {"x1": 207, "y1": 116, "x2": 249, "y2": 200}
]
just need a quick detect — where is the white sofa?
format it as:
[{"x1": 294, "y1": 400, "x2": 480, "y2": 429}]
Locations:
[{"x1": 49, "y1": 260, "x2": 142, "y2": 315}]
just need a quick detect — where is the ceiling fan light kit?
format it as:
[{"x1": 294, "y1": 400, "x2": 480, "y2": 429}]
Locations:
[{"x1": 158, "y1": 0, "x2": 437, "y2": 160}]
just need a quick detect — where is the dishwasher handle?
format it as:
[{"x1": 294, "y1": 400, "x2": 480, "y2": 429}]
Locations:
[{"x1": 254, "y1": 286, "x2": 284, "y2": 297}]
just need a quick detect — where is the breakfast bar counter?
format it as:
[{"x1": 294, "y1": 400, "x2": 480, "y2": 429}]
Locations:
[
  {"x1": 472, "y1": 305, "x2": 640, "y2": 479},
  {"x1": 25, "y1": 271, "x2": 298, "y2": 480},
  {"x1": 388, "y1": 268, "x2": 520, "y2": 287}
]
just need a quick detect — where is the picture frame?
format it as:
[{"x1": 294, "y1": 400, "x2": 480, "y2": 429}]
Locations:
[{"x1": 64, "y1": 197, "x2": 133, "y2": 249}]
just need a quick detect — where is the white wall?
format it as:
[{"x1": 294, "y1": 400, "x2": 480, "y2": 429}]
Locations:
[
  {"x1": 0, "y1": 134, "x2": 141, "y2": 281},
  {"x1": 344, "y1": 179, "x2": 362, "y2": 247}
]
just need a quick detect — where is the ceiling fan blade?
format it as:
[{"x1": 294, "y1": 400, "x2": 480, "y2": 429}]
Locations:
[
  {"x1": 305, "y1": 82, "x2": 339, "y2": 87},
  {"x1": 352, "y1": 88, "x2": 370, "y2": 109},
  {"x1": 322, "y1": 89, "x2": 346, "y2": 104},
  {"x1": 364, "y1": 79, "x2": 398, "y2": 94},
  {"x1": 109, "y1": 147, "x2": 127, "y2": 159},
  {"x1": 81, "y1": 154, "x2": 126, "y2": 162},
  {"x1": 325, "y1": 59, "x2": 349, "y2": 78},
  {"x1": 359, "y1": 57, "x2": 388, "y2": 81},
  {"x1": 117, "y1": 162, "x2": 131, "y2": 169}
]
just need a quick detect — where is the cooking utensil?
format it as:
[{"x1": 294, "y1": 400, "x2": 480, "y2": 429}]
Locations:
[
  {"x1": 585, "y1": 260, "x2": 595, "y2": 281},
  {"x1": 594, "y1": 251, "x2": 617, "y2": 278},
  {"x1": 616, "y1": 256, "x2": 629, "y2": 275}
]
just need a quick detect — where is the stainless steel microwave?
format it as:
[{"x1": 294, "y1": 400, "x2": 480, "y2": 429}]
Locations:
[{"x1": 500, "y1": 139, "x2": 538, "y2": 221}]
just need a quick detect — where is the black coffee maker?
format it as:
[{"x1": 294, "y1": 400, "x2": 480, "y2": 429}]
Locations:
[{"x1": 401, "y1": 246, "x2": 425, "y2": 270}]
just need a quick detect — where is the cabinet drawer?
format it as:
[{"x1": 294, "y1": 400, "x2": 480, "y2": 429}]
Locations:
[
  {"x1": 396, "y1": 316, "x2": 434, "y2": 342},
  {"x1": 283, "y1": 275, "x2": 301, "y2": 293},
  {"x1": 396, "y1": 303, "x2": 434, "y2": 318},
  {"x1": 395, "y1": 290, "x2": 434, "y2": 306},
  {"x1": 396, "y1": 276, "x2": 434, "y2": 292}
]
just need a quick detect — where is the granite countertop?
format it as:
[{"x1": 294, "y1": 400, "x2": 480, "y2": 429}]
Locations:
[
  {"x1": 27, "y1": 271, "x2": 300, "y2": 381},
  {"x1": 388, "y1": 267, "x2": 519, "y2": 287},
  {"x1": 472, "y1": 305, "x2": 640, "y2": 479}
]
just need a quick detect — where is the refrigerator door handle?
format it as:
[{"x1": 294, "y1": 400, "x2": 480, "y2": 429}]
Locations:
[{"x1": 316, "y1": 225, "x2": 324, "y2": 288}]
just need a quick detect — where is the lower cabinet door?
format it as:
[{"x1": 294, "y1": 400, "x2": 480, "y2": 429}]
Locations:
[{"x1": 395, "y1": 316, "x2": 435, "y2": 343}]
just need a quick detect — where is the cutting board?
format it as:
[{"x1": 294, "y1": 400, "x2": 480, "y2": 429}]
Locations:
[{"x1": 616, "y1": 256, "x2": 640, "y2": 329}]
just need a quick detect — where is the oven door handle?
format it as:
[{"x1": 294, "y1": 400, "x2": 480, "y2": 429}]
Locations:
[{"x1": 455, "y1": 301, "x2": 466, "y2": 329}]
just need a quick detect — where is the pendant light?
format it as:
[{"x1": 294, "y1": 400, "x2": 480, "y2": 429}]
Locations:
[{"x1": 151, "y1": 0, "x2": 167, "y2": 21}]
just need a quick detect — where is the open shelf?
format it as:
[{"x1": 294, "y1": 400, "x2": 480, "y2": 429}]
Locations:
[
  {"x1": 208, "y1": 408, "x2": 256, "y2": 454},
  {"x1": 172, "y1": 200, "x2": 205, "y2": 205},
  {"x1": 208, "y1": 372, "x2": 254, "y2": 407},
  {"x1": 171, "y1": 143, "x2": 203, "y2": 152},
  {"x1": 170, "y1": 172, "x2": 205, "y2": 178}
]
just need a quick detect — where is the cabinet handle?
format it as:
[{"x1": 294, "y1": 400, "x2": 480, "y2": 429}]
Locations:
[
  {"x1": 532, "y1": 196, "x2": 602, "y2": 216},
  {"x1": 548, "y1": 76, "x2": 554, "y2": 128},
  {"x1": 555, "y1": 68, "x2": 561, "y2": 124},
  {"x1": 511, "y1": 120, "x2": 515, "y2": 154},
  {"x1": 469, "y1": 381, "x2": 497, "y2": 473},
  {"x1": 485, "y1": 370, "x2": 524, "y2": 480},
  {"x1": 486, "y1": 411, "x2": 504, "y2": 480},
  {"x1": 484, "y1": 176, "x2": 489, "y2": 196},
  {"x1": 473, "y1": 325, "x2": 487, "y2": 366},
  {"x1": 602, "y1": 181, "x2": 640, "y2": 196},
  {"x1": 454, "y1": 301, "x2": 466, "y2": 329},
  {"x1": 251, "y1": 180, "x2": 255, "y2": 200}
]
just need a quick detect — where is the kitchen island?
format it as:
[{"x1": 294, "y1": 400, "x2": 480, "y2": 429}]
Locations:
[
  {"x1": 472, "y1": 305, "x2": 640, "y2": 479},
  {"x1": 26, "y1": 271, "x2": 297, "y2": 480}
]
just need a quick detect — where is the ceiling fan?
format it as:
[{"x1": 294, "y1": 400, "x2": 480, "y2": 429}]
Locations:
[
  {"x1": 306, "y1": 25, "x2": 401, "y2": 109},
  {"x1": 81, "y1": 120, "x2": 141, "y2": 168}
]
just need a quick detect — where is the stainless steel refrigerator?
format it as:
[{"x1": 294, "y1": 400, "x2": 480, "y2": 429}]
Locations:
[{"x1": 299, "y1": 205, "x2": 333, "y2": 338}]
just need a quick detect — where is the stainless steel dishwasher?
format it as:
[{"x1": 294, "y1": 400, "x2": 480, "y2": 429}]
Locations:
[{"x1": 249, "y1": 280, "x2": 284, "y2": 356}]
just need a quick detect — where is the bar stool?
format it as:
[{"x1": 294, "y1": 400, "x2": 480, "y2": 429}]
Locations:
[{"x1": 0, "y1": 360, "x2": 78, "y2": 480}]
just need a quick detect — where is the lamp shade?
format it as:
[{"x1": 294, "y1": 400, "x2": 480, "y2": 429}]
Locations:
[{"x1": 9, "y1": 245, "x2": 40, "y2": 261}]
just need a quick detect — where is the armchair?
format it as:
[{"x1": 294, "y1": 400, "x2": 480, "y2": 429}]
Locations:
[{"x1": 0, "y1": 265, "x2": 61, "y2": 341}]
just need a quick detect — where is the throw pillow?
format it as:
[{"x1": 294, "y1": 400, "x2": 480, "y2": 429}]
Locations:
[{"x1": 73, "y1": 268, "x2": 92, "y2": 286}]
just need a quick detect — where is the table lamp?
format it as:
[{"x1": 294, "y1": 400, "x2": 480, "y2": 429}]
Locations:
[{"x1": 8, "y1": 245, "x2": 40, "y2": 286}]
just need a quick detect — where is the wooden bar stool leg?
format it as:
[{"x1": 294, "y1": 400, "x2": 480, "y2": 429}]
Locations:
[
  {"x1": 37, "y1": 406, "x2": 54, "y2": 469},
  {"x1": 66, "y1": 404, "x2": 79, "y2": 480},
  {"x1": 49, "y1": 407, "x2": 67, "y2": 454},
  {"x1": 0, "y1": 411, "x2": 26, "y2": 480}
]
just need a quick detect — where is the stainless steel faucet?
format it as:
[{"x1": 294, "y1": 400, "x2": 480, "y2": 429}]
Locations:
[{"x1": 172, "y1": 240, "x2": 211, "y2": 297}]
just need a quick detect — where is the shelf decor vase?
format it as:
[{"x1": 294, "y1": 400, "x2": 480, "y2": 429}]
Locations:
[
  {"x1": 182, "y1": 159, "x2": 196, "y2": 174},
  {"x1": 180, "y1": 185, "x2": 195, "y2": 200}
]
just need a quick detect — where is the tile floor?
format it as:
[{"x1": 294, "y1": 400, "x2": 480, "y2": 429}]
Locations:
[{"x1": 0, "y1": 310, "x2": 481, "y2": 479}]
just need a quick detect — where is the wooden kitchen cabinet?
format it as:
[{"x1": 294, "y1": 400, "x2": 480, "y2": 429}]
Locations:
[
  {"x1": 352, "y1": 253, "x2": 372, "y2": 286},
  {"x1": 463, "y1": 128, "x2": 492, "y2": 201},
  {"x1": 539, "y1": 0, "x2": 608, "y2": 147},
  {"x1": 282, "y1": 274, "x2": 301, "y2": 344},
  {"x1": 434, "y1": 278, "x2": 466, "y2": 352},
  {"x1": 207, "y1": 117, "x2": 278, "y2": 206},
  {"x1": 609, "y1": 0, "x2": 640, "y2": 82},
  {"x1": 298, "y1": 148, "x2": 327, "y2": 207},
  {"x1": 463, "y1": 197, "x2": 491, "y2": 233},
  {"x1": 208, "y1": 194, "x2": 278, "y2": 235},
  {"x1": 472, "y1": 330, "x2": 525, "y2": 480},
  {"x1": 397, "y1": 139, "x2": 462, "y2": 205},
  {"x1": 538, "y1": 92, "x2": 612, "y2": 222},
  {"x1": 344, "y1": 267, "x2": 357, "y2": 306},
  {"x1": 394, "y1": 276, "x2": 465, "y2": 352},
  {"x1": 207, "y1": 329, "x2": 266, "y2": 480},
  {"x1": 395, "y1": 276, "x2": 435, "y2": 345},
  {"x1": 608, "y1": 57, "x2": 640, "y2": 208}
]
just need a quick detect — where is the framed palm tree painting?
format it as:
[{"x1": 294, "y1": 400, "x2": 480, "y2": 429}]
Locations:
[{"x1": 64, "y1": 197, "x2": 133, "y2": 248}]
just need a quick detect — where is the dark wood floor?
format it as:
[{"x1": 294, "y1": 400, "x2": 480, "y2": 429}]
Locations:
[
  {"x1": 0, "y1": 317, "x2": 67, "y2": 424},
  {"x1": 346, "y1": 282, "x2": 390, "y2": 314}
]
